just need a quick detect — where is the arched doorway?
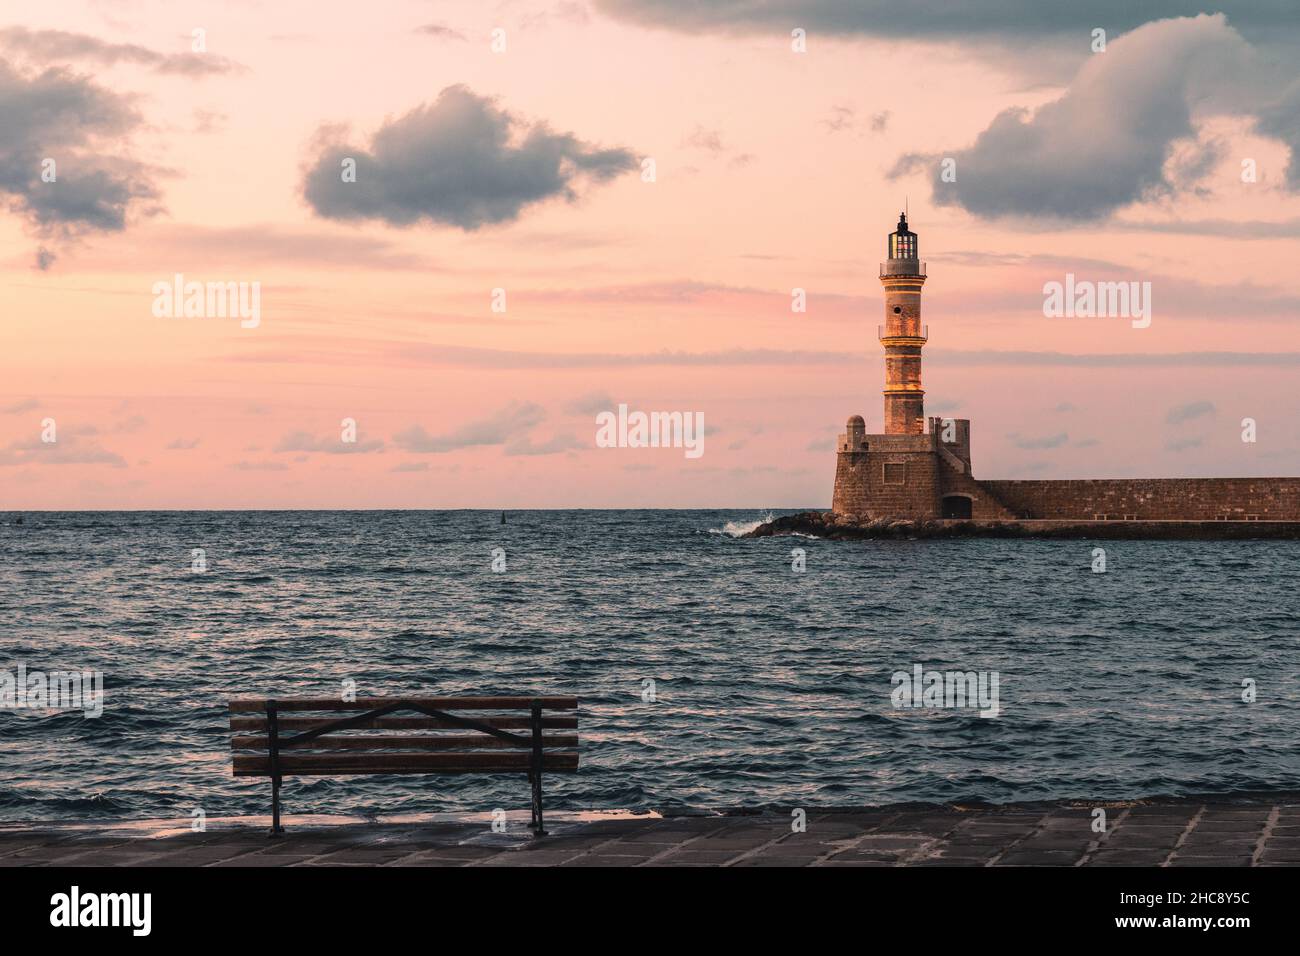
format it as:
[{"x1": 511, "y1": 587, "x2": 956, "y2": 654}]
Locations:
[{"x1": 941, "y1": 495, "x2": 973, "y2": 519}]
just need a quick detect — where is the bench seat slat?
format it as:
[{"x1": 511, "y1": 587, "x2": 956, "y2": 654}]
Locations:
[
  {"x1": 233, "y1": 751, "x2": 579, "y2": 776},
  {"x1": 231, "y1": 734, "x2": 578, "y2": 751},
  {"x1": 229, "y1": 715, "x2": 578, "y2": 732},
  {"x1": 228, "y1": 696, "x2": 577, "y2": 713}
]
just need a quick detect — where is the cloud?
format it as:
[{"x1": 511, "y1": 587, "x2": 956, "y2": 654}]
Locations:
[
  {"x1": 825, "y1": 106, "x2": 889, "y2": 135},
  {"x1": 504, "y1": 432, "x2": 586, "y2": 456},
  {"x1": 393, "y1": 402, "x2": 547, "y2": 453},
  {"x1": 231, "y1": 460, "x2": 288, "y2": 471},
  {"x1": 301, "y1": 85, "x2": 638, "y2": 230},
  {"x1": 822, "y1": 106, "x2": 854, "y2": 133},
  {"x1": 564, "y1": 392, "x2": 616, "y2": 415},
  {"x1": 89, "y1": 223, "x2": 437, "y2": 271},
  {"x1": 1, "y1": 399, "x2": 38, "y2": 414},
  {"x1": 0, "y1": 433, "x2": 126, "y2": 467},
  {"x1": 193, "y1": 108, "x2": 227, "y2": 133},
  {"x1": 1166, "y1": 400, "x2": 1215, "y2": 424},
  {"x1": 0, "y1": 26, "x2": 239, "y2": 76},
  {"x1": 594, "y1": 2, "x2": 1296, "y2": 43},
  {"x1": 166, "y1": 437, "x2": 200, "y2": 450},
  {"x1": 929, "y1": 350, "x2": 1300, "y2": 368},
  {"x1": 274, "y1": 429, "x2": 383, "y2": 454},
  {"x1": 1255, "y1": 77, "x2": 1300, "y2": 189},
  {"x1": 1114, "y1": 217, "x2": 1300, "y2": 238},
  {"x1": 892, "y1": 15, "x2": 1270, "y2": 221},
  {"x1": 927, "y1": 398, "x2": 963, "y2": 414},
  {"x1": 0, "y1": 59, "x2": 163, "y2": 264},
  {"x1": 1008, "y1": 432, "x2": 1069, "y2": 450},
  {"x1": 1166, "y1": 437, "x2": 1204, "y2": 452},
  {"x1": 682, "y1": 125, "x2": 725, "y2": 152},
  {"x1": 414, "y1": 24, "x2": 468, "y2": 41}
]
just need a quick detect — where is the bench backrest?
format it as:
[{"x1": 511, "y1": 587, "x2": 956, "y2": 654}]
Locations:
[{"x1": 227, "y1": 696, "x2": 579, "y2": 778}]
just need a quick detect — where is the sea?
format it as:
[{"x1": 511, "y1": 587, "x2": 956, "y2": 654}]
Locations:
[{"x1": 2, "y1": 510, "x2": 1298, "y2": 822}]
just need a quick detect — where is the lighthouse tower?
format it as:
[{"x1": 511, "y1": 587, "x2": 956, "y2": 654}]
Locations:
[
  {"x1": 831, "y1": 211, "x2": 994, "y2": 519},
  {"x1": 879, "y1": 212, "x2": 927, "y2": 435}
]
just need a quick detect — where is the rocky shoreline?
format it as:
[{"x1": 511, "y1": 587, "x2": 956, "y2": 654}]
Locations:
[{"x1": 745, "y1": 511, "x2": 1300, "y2": 540}]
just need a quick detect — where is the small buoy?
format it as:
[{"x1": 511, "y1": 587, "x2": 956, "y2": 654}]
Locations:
[{"x1": 500, "y1": 511, "x2": 506, "y2": 524}]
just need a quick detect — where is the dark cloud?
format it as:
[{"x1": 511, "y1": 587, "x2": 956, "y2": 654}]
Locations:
[
  {"x1": 301, "y1": 85, "x2": 638, "y2": 230},
  {"x1": 892, "y1": 15, "x2": 1260, "y2": 220},
  {"x1": 0, "y1": 60, "x2": 163, "y2": 264},
  {"x1": 890, "y1": 15, "x2": 1300, "y2": 220},
  {"x1": 1255, "y1": 78, "x2": 1300, "y2": 189},
  {"x1": 594, "y1": 1, "x2": 1298, "y2": 43},
  {"x1": 0, "y1": 26, "x2": 238, "y2": 76}
]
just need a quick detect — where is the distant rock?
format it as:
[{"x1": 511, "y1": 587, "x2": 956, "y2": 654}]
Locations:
[{"x1": 744, "y1": 511, "x2": 1300, "y2": 540}]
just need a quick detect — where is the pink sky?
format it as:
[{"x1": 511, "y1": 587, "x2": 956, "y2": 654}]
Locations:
[{"x1": 2, "y1": 2, "x2": 1299, "y2": 508}]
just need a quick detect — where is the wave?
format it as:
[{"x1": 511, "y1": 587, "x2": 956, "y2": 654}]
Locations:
[{"x1": 708, "y1": 512, "x2": 773, "y2": 537}]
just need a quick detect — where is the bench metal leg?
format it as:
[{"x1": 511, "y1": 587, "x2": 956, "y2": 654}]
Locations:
[
  {"x1": 528, "y1": 700, "x2": 546, "y2": 837},
  {"x1": 269, "y1": 775, "x2": 284, "y2": 838},
  {"x1": 530, "y1": 771, "x2": 545, "y2": 837},
  {"x1": 267, "y1": 701, "x2": 285, "y2": 837}
]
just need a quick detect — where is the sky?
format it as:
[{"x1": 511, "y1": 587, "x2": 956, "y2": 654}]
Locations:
[{"x1": 2, "y1": 0, "x2": 1299, "y2": 509}]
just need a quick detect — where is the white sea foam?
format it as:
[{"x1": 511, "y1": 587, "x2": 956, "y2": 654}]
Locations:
[{"x1": 709, "y1": 513, "x2": 774, "y2": 537}]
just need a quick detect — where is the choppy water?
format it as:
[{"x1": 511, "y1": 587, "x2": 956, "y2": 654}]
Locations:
[{"x1": 2, "y1": 510, "x2": 1298, "y2": 822}]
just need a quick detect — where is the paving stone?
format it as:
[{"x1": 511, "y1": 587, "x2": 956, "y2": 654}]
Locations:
[
  {"x1": 559, "y1": 854, "x2": 655, "y2": 867},
  {"x1": 1257, "y1": 849, "x2": 1300, "y2": 863},
  {"x1": 817, "y1": 859, "x2": 894, "y2": 867},
  {"x1": 0, "y1": 800, "x2": 1291, "y2": 867},
  {"x1": 1012, "y1": 836, "x2": 1093, "y2": 851},
  {"x1": 844, "y1": 833, "x2": 929, "y2": 846},
  {"x1": 1084, "y1": 849, "x2": 1171, "y2": 865},
  {"x1": 647, "y1": 849, "x2": 744, "y2": 864},
  {"x1": 1168, "y1": 855, "x2": 1253, "y2": 867},
  {"x1": 994, "y1": 849, "x2": 1085, "y2": 866},
  {"x1": 1190, "y1": 821, "x2": 1265, "y2": 833}
]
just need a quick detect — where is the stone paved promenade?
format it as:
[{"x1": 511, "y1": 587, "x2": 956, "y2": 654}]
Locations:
[{"x1": 3, "y1": 798, "x2": 1299, "y2": 867}]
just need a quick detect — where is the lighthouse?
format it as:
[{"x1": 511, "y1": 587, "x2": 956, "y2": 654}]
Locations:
[
  {"x1": 832, "y1": 212, "x2": 990, "y2": 519},
  {"x1": 879, "y1": 212, "x2": 927, "y2": 435}
]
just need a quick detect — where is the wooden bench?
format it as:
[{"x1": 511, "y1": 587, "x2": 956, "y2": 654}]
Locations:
[{"x1": 228, "y1": 695, "x2": 579, "y2": 836}]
